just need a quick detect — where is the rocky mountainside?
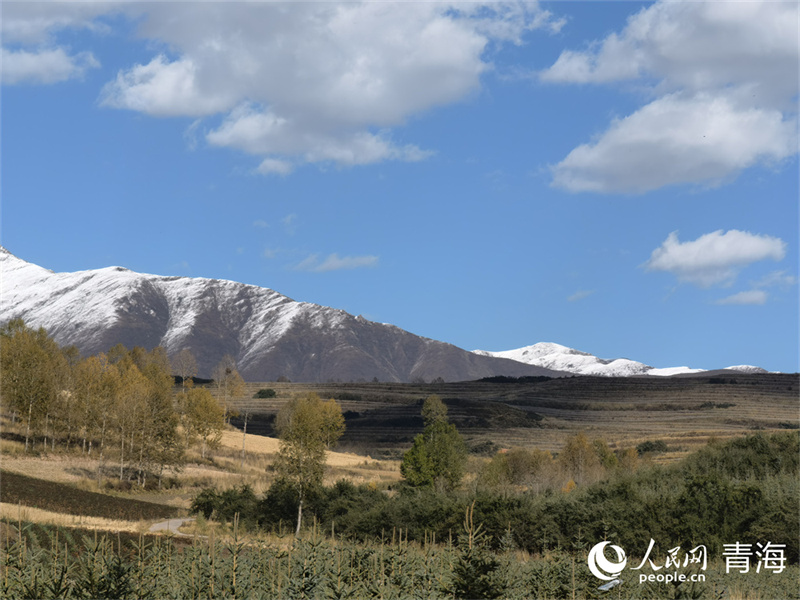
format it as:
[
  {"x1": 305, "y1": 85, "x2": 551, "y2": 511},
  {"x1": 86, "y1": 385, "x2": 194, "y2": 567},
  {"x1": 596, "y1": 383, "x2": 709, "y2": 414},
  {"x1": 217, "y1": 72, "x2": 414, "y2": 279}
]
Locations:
[{"x1": 0, "y1": 248, "x2": 564, "y2": 382}]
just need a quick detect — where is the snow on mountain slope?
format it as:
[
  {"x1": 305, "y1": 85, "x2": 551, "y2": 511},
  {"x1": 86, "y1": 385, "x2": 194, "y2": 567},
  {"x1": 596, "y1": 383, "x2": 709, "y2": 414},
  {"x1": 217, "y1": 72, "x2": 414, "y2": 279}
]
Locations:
[
  {"x1": 474, "y1": 343, "x2": 652, "y2": 376},
  {"x1": 725, "y1": 365, "x2": 769, "y2": 374},
  {"x1": 0, "y1": 246, "x2": 340, "y2": 372},
  {"x1": 473, "y1": 342, "x2": 761, "y2": 377},
  {"x1": 0, "y1": 247, "x2": 562, "y2": 382}
]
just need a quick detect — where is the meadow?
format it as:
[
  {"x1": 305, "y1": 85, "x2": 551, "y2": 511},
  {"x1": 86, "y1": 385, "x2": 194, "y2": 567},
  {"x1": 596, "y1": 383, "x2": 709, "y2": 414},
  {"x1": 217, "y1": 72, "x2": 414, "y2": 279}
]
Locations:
[{"x1": 2, "y1": 374, "x2": 798, "y2": 599}]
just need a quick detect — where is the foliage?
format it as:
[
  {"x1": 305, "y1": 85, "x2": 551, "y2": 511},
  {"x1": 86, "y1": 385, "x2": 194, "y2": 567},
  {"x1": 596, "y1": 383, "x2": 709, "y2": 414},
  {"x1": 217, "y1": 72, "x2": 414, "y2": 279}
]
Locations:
[
  {"x1": 212, "y1": 355, "x2": 246, "y2": 423},
  {"x1": 401, "y1": 395, "x2": 468, "y2": 491},
  {"x1": 447, "y1": 503, "x2": 506, "y2": 599},
  {"x1": 4, "y1": 519, "x2": 798, "y2": 600},
  {"x1": 170, "y1": 348, "x2": 197, "y2": 392},
  {"x1": 274, "y1": 392, "x2": 345, "y2": 534},
  {"x1": 196, "y1": 431, "x2": 800, "y2": 570},
  {"x1": 254, "y1": 388, "x2": 277, "y2": 398},
  {"x1": 183, "y1": 387, "x2": 224, "y2": 458},
  {"x1": 0, "y1": 322, "x2": 184, "y2": 486},
  {"x1": 0, "y1": 319, "x2": 70, "y2": 451},
  {"x1": 190, "y1": 488, "x2": 219, "y2": 520},
  {"x1": 421, "y1": 394, "x2": 448, "y2": 427},
  {"x1": 637, "y1": 439, "x2": 669, "y2": 455}
]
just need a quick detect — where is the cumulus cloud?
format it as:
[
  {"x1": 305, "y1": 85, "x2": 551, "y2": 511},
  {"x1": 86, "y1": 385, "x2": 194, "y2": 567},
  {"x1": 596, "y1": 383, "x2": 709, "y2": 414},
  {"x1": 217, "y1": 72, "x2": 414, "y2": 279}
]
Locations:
[
  {"x1": 1, "y1": 2, "x2": 111, "y2": 85},
  {"x1": 645, "y1": 230, "x2": 786, "y2": 288},
  {"x1": 551, "y1": 93, "x2": 796, "y2": 194},
  {"x1": 91, "y1": 2, "x2": 559, "y2": 171},
  {"x1": 715, "y1": 290, "x2": 768, "y2": 306},
  {"x1": 544, "y1": 0, "x2": 799, "y2": 194},
  {"x1": 1, "y1": 3, "x2": 115, "y2": 45},
  {"x1": 257, "y1": 158, "x2": 294, "y2": 177},
  {"x1": 1, "y1": 47, "x2": 99, "y2": 84},
  {"x1": 295, "y1": 253, "x2": 379, "y2": 273},
  {"x1": 100, "y1": 55, "x2": 234, "y2": 117}
]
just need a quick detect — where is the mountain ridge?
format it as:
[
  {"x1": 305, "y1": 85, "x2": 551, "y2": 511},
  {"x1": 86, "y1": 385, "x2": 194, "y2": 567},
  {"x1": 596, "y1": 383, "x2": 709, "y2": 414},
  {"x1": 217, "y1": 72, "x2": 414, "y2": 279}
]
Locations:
[
  {"x1": 473, "y1": 342, "x2": 769, "y2": 377},
  {"x1": 0, "y1": 247, "x2": 565, "y2": 382}
]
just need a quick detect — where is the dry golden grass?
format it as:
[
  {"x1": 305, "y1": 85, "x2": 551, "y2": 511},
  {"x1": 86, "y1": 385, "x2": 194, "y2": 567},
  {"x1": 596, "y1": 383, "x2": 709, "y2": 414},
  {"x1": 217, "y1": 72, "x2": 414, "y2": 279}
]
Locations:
[
  {"x1": 217, "y1": 428, "x2": 386, "y2": 468},
  {"x1": 0, "y1": 502, "x2": 148, "y2": 534},
  {"x1": 0, "y1": 455, "x2": 102, "y2": 484},
  {"x1": 217, "y1": 428, "x2": 401, "y2": 483}
]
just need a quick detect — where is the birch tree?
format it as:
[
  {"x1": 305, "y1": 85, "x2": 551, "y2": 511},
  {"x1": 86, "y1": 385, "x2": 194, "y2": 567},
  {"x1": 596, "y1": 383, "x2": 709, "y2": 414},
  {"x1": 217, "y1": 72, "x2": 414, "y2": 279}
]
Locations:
[{"x1": 274, "y1": 393, "x2": 344, "y2": 535}]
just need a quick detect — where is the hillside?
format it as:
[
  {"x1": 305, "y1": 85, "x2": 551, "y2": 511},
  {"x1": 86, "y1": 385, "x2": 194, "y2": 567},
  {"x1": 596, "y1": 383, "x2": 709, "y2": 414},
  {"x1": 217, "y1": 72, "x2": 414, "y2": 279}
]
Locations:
[
  {"x1": 229, "y1": 373, "x2": 799, "y2": 458},
  {"x1": 0, "y1": 247, "x2": 563, "y2": 383}
]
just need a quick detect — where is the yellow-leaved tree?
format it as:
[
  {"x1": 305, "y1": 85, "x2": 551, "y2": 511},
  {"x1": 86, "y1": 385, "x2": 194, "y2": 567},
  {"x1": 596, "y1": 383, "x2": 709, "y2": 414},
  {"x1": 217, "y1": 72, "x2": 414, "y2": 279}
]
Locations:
[{"x1": 274, "y1": 392, "x2": 344, "y2": 535}]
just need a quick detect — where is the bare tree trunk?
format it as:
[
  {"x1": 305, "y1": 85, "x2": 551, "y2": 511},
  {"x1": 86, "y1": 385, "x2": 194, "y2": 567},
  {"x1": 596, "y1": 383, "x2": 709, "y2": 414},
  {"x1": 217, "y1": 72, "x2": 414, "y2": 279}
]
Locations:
[
  {"x1": 24, "y1": 400, "x2": 33, "y2": 452},
  {"x1": 295, "y1": 492, "x2": 304, "y2": 537},
  {"x1": 138, "y1": 426, "x2": 146, "y2": 487},
  {"x1": 100, "y1": 416, "x2": 107, "y2": 459},
  {"x1": 240, "y1": 411, "x2": 248, "y2": 468}
]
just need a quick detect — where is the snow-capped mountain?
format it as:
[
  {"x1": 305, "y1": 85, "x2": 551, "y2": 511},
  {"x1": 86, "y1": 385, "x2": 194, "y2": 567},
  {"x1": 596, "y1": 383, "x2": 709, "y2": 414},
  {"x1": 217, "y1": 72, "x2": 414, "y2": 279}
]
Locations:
[
  {"x1": 473, "y1": 342, "x2": 767, "y2": 377},
  {"x1": 0, "y1": 248, "x2": 563, "y2": 383}
]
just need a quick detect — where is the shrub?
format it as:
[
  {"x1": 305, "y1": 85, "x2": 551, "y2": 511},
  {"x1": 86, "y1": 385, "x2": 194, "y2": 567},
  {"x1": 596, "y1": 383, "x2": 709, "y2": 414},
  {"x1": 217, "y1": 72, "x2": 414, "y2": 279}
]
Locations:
[
  {"x1": 254, "y1": 388, "x2": 277, "y2": 398},
  {"x1": 636, "y1": 439, "x2": 668, "y2": 455}
]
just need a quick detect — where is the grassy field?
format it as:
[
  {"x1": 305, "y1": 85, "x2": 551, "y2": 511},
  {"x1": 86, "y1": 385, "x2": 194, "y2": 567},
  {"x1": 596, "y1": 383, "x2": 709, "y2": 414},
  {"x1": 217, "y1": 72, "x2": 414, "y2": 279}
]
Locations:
[
  {"x1": 1, "y1": 374, "x2": 797, "y2": 599},
  {"x1": 232, "y1": 373, "x2": 799, "y2": 459},
  {"x1": 3, "y1": 374, "x2": 796, "y2": 526}
]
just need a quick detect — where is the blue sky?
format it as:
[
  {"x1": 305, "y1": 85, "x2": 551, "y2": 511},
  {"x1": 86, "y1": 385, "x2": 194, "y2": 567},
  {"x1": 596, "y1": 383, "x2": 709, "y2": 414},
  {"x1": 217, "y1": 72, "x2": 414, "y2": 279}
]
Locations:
[{"x1": 2, "y1": 1, "x2": 798, "y2": 373}]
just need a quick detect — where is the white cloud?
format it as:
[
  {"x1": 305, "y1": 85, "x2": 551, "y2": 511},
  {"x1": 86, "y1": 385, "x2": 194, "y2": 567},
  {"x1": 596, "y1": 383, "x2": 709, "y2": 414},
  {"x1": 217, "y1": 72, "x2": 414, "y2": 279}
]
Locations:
[
  {"x1": 752, "y1": 270, "x2": 797, "y2": 289},
  {"x1": 101, "y1": 55, "x2": 234, "y2": 117},
  {"x1": 1, "y1": 47, "x2": 99, "y2": 84},
  {"x1": 295, "y1": 253, "x2": 379, "y2": 273},
  {"x1": 551, "y1": 93, "x2": 796, "y2": 194},
  {"x1": 543, "y1": 0, "x2": 799, "y2": 194},
  {"x1": 252, "y1": 220, "x2": 269, "y2": 229},
  {"x1": 645, "y1": 230, "x2": 786, "y2": 288},
  {"x1": 715, "y1": 290, "x2": 768, "y2": 306},
  {"x1": 567, "y1": 290, "x2": 594, "y2": 302},
  {"x1": 1, "y1": 3, "x2": 115, "y2": 45},
  {"x1": 257, "y1": 158, "x2": 294, "y2": 176},
  {"x1": 91, "y1": 2, "x2": 558, "y2": 171}
]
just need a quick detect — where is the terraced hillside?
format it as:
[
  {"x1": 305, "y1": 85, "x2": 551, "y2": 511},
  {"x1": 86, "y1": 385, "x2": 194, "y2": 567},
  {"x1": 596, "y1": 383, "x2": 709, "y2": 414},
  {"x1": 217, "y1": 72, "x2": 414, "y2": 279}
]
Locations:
[{"x1": 228, "y1": 373, "x2": 799, "y2": 458}]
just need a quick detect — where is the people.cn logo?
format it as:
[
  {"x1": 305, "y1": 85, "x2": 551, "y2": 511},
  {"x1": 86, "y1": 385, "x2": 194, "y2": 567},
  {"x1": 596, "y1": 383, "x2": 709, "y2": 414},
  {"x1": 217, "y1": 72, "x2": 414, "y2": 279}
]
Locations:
[{"x1": 588, "y1": 541, "x2": 627, "y2": 581}]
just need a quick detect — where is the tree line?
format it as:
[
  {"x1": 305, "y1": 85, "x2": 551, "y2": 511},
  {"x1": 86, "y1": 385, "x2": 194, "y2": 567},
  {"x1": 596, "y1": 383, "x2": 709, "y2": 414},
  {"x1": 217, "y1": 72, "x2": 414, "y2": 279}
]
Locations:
[{"x1": 0, "y1": 319, "x2": 243, "y2": 487}]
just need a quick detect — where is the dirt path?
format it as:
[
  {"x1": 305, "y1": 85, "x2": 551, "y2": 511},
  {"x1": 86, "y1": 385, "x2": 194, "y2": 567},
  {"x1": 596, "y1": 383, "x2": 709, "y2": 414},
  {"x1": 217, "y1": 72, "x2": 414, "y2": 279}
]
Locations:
[{"x1": 148, "y1": 517, "x2": 195, "y2": 537}]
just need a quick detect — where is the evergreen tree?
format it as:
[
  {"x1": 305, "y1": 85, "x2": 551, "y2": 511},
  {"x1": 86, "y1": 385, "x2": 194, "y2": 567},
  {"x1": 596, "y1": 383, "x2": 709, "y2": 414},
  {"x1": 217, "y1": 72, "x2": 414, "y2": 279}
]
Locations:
[{"x1": 401, "y1": 395, "x2": 467, "y2": 491}]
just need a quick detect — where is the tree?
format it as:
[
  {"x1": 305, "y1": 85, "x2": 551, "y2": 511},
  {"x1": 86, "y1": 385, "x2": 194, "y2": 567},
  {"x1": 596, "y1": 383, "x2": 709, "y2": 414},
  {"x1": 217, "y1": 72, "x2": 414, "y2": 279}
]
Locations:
[
  {"x1": 171, "y1": 348, "x2": 198, "y2": 392},
  {"x1": 212, "y1": 355, "x2": 246, "y2": 423},
  {"x1": 319, "y1": 398, "x2": 346, "y2": 449},
  {"x1": 401, "y1": 395, "x2": 467, "y2": 492},
  {"x1": 274, "y1": 392, "x2": 344, "y2": 535},
  {"x1": 185, "y1": 387, "x2": 224, "y2": 459},
  {"x1": 400, "y1": 434, "x2": 435, "y2": 487},
  {"x1": 421, "y1": 394, "x2": 448, "y2": 427},
  {"x1": 0, "y1": 319, "x2": 69, "y2": 452},
  {"x1": 557, "y1": 432, "x2": 603, "y2": 486}
]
